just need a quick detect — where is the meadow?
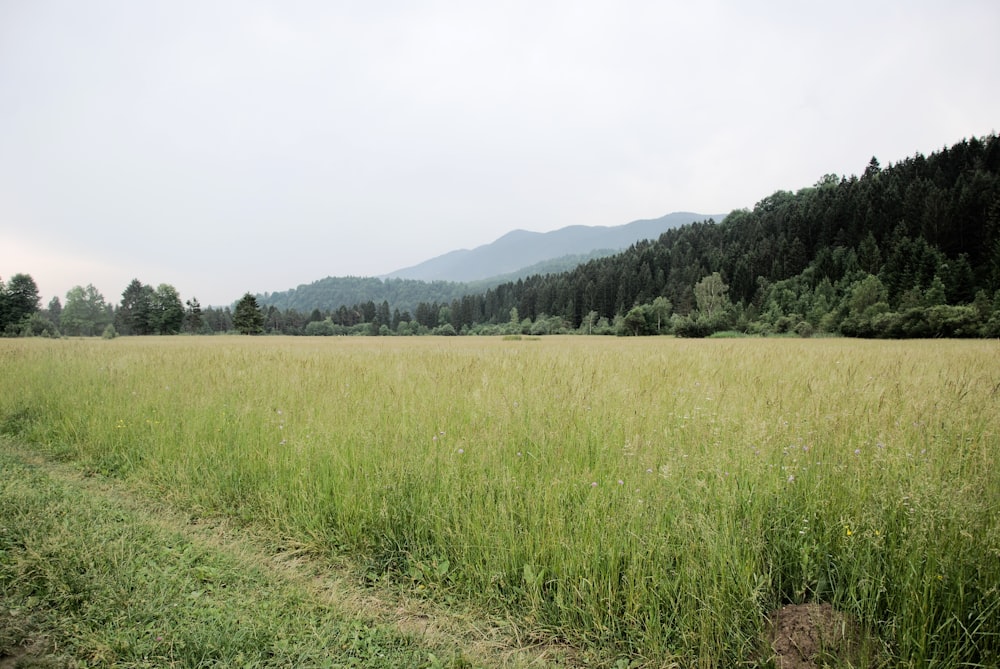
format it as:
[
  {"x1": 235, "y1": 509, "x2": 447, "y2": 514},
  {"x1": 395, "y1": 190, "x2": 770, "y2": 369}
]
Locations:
[{"x1": 1, "y1": 335, "x2": 998, "y2": 667}]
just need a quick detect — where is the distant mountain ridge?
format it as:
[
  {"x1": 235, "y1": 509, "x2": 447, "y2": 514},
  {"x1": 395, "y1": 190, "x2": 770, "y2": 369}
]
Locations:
[{"x1": 384, "y1": 212, "x2": 722, "y2": 282}]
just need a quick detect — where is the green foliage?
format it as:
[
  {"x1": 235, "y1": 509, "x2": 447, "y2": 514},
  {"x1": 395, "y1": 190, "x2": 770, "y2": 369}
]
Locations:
[
  {"x1": 116, "y1": 280, "x2": 186, "y2": 335},
  {"x1": 184, "y1": 297, "x2": 203, "y2": 333},
  {"x1": 258, "y1": 276, "x2": 474, "y2": 315},
  {"x1": 233, "y1": 293, "x2": 265, "y2": 335},
  {"x1": 620, "y1": 304, "x2": 653, "y2": 336},
  {"x1": 152, "y1": 283, "x2": 185, "y2": 334},
  {"x1": 433, "y1": 323, "x2": 457, "y2": 336},
  {"x1": 116, "y1": 278, "x2": 155, "y2": 335},
  {"x1": 22, "y1": 312, "x2": 58, "y2": 337},
  {"x1": 693, "y1": 272, "x2": 731, "y2": 321},
  {"x1": 0, "y1": 273, "x2": 41, "y2": 335},
  {"x1": 61, "y1": 284, "x2": 111, "y2": 336}
]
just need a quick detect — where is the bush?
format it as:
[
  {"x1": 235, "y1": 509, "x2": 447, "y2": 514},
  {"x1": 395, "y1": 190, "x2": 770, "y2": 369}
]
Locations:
[
  {"x1": 794, "y1": 321, "x2": 815, "y2": 338},
  {"x1": 101, "y1": 324, "x2": 118, "y2": 339},
  {"x1": 673, "y1": 316, "x2": 716, "y2": 338}
]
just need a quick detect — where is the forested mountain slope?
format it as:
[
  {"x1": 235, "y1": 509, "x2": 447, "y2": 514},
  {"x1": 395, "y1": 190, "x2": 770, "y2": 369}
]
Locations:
[
  {"x1": 257, "y1": 213, "x2": 717, "y2": 314},
  {"x1": 254, "y1": 135, "x2": 999, "y2": 338},
  {"x1": 427, "y1": 135, "x2": 1000, "y2": 337}
]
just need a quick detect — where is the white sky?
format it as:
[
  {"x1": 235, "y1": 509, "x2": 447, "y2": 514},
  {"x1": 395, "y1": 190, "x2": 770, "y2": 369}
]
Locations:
[{"x1": 2, "y1": 1, "x2": 998, "y2": 307}]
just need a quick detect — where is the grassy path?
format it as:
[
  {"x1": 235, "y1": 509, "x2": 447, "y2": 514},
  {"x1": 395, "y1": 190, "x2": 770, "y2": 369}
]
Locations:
[{"x1": 0, "y1": 440, "x2": 572, "y2": 669}]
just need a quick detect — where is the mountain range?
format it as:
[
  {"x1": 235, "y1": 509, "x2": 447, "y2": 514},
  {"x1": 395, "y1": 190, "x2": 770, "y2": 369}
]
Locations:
[
  {"x1": 383, "y1": 212, "x2": 722, "y2": 282},
  {"x1": 258, "y1": 212, "x2": 721, "y2": 312}
]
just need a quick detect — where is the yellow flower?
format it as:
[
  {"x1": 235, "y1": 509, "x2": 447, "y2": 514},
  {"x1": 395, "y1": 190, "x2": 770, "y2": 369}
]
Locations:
[{"x1": 845, "y1": 526, "x2": 853, "y2": 537}]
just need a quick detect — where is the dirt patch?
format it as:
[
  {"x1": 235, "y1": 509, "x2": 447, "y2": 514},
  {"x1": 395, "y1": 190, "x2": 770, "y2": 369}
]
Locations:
[{"x1": 768, "y1": 603, "x2": 864, "y2": 669}]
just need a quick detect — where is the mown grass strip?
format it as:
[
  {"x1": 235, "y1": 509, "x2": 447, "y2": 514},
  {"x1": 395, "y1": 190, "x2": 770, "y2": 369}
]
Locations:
[{"x1": 0, "y1": 445, "x2": 478, "y2": 669}]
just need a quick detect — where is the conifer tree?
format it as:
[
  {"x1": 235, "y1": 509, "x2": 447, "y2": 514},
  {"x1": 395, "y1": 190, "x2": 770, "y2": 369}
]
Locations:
[{"x1": 233, "y1": 293, "x2": 265, "y2": 335}]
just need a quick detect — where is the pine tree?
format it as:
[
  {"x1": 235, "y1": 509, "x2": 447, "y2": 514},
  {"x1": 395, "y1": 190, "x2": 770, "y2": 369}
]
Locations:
[
  {"x1": 233, "y1": 293, "x2": 265, "y2": 335},
  {"x1": 2, "y1": 273, "x2": 41, "y2": 332},
  {"x1": 185, "y1": 298, "x2": 203, "y2": 333},
  {"x1": 117, "y1": 279, "x2": 155, "y2": 335}
]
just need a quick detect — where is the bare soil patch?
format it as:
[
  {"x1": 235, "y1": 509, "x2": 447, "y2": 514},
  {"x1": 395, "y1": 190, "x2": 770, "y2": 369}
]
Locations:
[{"x1": 768, "y1": 603, "x2": 865, "y2": 668}]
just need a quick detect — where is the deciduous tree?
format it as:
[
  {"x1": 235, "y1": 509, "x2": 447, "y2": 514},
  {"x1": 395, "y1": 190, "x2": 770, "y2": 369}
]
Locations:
[
  {"x1": 693, "y1": 272, "x2": 730, "y2": 320},
  {"x1": 152, "y1": 284, "x2": 184, "y2": 334},
  {"x1": 62, "y1": 284, "x2": 111, "y2": 336}
]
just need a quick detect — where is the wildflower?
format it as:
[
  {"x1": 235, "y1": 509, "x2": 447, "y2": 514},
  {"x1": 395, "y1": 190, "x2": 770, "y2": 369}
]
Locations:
[
  {"x1": 844, "y1": 525, "x2": 853, "y2": 537},
  {"x1": 590, "y1": 482, "x2": 598, "y2": 487},
  {"x1": 854, "y1": 448, "x2": 861, "y2": 455},
  {"x1": 457, "y1": 448, "x2": 464, "y2": 454},
  {"x1": 787, "y1": 475, "x2": 795, "y2": 483},
  {"x1": 617, "y1": 480, "x2": 624, "y2": 485}
]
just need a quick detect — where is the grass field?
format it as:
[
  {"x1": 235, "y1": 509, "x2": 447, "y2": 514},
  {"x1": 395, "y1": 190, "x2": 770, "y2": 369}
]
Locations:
[{"x1": 1, "y1": 335, "x2": 998, "y2": 667}]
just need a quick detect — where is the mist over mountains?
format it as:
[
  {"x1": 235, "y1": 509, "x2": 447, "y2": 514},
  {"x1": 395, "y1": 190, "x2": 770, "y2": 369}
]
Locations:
[
  {"x1": 384, "y1": 212, "x2": 720, "y2": 282},
  {"x1": 258, "y1": 212, "x2": 722, "y2": 313}
]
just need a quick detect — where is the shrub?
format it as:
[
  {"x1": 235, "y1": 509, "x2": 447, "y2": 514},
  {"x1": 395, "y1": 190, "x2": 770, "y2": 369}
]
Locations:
[{"x1": 794, "y1": 321, "x2": 815, "y2": 338}]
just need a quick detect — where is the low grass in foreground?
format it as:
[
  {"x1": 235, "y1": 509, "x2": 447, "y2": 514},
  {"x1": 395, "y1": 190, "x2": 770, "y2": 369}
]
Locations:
[
  {"x1": 1, "y1": 336, "x2": 998, "y2": 666},
  {"x1": 0, "y1": 446, "x2": 474, "y2": 668}
]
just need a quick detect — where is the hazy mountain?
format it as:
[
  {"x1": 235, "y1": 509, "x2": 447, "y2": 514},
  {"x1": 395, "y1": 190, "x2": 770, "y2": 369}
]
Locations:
[
  {"x1": 463, "y1": 248, "x2": 620, "y2": 291},
  {"x1": 384, "y1": 212, "x2": 722, "y2": 282},
  {"x1": 257, "y1": 250, "x2": 625, "y2": 315}
]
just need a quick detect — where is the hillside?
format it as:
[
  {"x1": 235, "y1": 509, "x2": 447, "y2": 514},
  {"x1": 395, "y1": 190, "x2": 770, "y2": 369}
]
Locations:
[
  {"x1": 450, "y1": 135, "x2": 1000, "y2": 337},
  {"x1": 258, "y1": 213, "x2": 719, "y2": 314},
  {"x1": 384, "y1": 212, "x2": 720, "y2": 282},
  {"x1": 246, "y1": 135, "x2": 1000, "y2": 338}
]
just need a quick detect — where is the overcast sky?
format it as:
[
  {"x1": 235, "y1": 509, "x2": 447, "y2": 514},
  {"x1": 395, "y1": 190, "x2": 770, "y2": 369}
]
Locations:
[{"x1": 2, "y1": 1, "x2": 998, "y2": 307}]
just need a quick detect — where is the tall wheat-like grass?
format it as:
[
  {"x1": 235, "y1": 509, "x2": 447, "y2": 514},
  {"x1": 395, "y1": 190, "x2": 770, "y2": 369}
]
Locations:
[{"x1": 1, "y1": 336, "x2": 997, "y2": 665}]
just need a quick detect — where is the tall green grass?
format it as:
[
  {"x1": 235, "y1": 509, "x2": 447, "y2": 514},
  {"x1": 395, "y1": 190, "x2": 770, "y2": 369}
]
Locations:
[{"x1": 1, "y1": 336, "x2": 998, "y2": 665}]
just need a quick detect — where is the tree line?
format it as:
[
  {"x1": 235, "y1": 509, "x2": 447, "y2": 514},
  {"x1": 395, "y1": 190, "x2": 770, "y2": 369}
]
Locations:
[
  {"x1": 0, "y1": 276, "x2": 233, "y2": 337},
  {"x1": 5, "y1": 134, "x2": 999, "y2": 339}
]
